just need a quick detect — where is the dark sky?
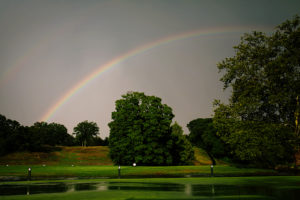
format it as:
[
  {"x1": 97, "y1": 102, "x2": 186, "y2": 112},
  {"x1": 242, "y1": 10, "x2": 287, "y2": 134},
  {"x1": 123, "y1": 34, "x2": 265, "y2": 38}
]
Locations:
[{"x1": 0, "y1": 0, "x2": 299, "y2": 137}]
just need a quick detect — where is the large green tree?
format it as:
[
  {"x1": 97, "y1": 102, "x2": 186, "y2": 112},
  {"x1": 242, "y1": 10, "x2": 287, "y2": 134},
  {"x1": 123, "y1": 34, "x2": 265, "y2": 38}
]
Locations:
[
  {"x1": 73, "y1": 120, "x2": 99, "y2": 147},
  {"x1": 187, "y1": 118, "x2": 227, "y2": 165},
  {"x1": 213, "y1": 16, "x2": 300, "y2": 167},
  {"x1": 108, "y1": 91, "x2": 193, "y2": 165}
]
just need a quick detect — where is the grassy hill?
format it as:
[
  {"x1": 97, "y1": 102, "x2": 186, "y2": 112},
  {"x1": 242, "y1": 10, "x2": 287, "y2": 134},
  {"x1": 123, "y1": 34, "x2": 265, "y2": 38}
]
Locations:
[
  {"x1": 0, "y1": 146, "x2": 214, "y2": 166},
  {"x1": 0, "y1": 146, "x2": 113, "y2": 166},
  {"x1": 0, "y1": 147, "x2": 283, "y2": 179}
]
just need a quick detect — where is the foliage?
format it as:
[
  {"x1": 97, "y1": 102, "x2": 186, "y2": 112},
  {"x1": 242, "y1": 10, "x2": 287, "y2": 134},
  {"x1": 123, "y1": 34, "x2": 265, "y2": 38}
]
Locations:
[
  {"x1": 0, "y1": 114, "x2": 76, "y2": 155},
  {"x1": 0, "y1": 114, "x2": 21, "y2": 155},
  {"x1": 170, "y1": 122, "x2": 194, "y2": 165},
  {"x1": 29, "y1": 122, "x2": 75, "y2": 150},
  {"x1": 187, "y1": 118, "x2": 227, "y2": 164},
  {"x1": 109, "y1": 91, "x2": 193, "y2": 165},
  {"x1": 213, "y1": 15, "x2": 300, "y2": 167},
  {"x1": 214, "y1": 102, "x2": 296, "y2": 167},
  {"x1": 90, "y1": 136, "x2": 108, "y2": 146},
  {"x1": 73, "y1": 121, "x2": 99, "y2": 147}
]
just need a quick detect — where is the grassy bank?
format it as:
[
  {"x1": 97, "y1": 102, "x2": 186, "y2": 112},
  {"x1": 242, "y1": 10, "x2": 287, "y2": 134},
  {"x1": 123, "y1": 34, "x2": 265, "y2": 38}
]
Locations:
[
  {"x1": 0, "y1": 146, "x2": 113, "y2": 166},
  {"x1": 0, "y1": 165, "x2": 277, "y2": 179},
  {"x1": 0, "y1": 146, "x2": 213, "y2": 166},
  {"x1": 0, "y1": 146, "x2": 280, "y2": 179}
]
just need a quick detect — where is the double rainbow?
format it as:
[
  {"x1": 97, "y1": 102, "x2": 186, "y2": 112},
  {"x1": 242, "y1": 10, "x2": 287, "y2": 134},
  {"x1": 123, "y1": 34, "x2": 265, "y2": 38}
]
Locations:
[{"x1": 40, "y1": 26, "x2": 271, "y2": 122}]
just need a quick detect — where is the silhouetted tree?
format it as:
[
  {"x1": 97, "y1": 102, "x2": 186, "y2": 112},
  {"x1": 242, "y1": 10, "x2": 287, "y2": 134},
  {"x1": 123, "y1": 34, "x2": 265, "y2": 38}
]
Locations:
[
  {"x1": 0, "y1": 114, "x2": 21, "y2": 155},
  {"x1": 73, "y1": 121, "x2": 99, "y2": 147}
]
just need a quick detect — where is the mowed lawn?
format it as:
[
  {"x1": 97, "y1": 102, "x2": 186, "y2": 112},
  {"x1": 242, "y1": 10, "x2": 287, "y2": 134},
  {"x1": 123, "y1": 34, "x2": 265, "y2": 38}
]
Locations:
[
  {"x1": 0, "y1": 146, "x2": 279, "y2": 178},
  {"x1": 0, "y1": 165, "x2": 277, "y2": 179}
]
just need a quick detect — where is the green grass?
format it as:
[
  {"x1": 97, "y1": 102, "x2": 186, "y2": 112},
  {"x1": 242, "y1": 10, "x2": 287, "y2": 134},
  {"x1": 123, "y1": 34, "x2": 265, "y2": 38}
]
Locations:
[
  {"x1": 0, "y1": 146, "x2": 215, "y2": 166},
  {"x1": 0, "y1": 165, "x2": 277, "y2": 179},
  {"x1": 0, "y1": 190, "x2": 274, "y2": 200},
  {"x1": 0, "y1": 146, "x2": 281, "y2": 179},
  {"x1": 0, "y1": 146, "x2": 113, "y2": 166}
]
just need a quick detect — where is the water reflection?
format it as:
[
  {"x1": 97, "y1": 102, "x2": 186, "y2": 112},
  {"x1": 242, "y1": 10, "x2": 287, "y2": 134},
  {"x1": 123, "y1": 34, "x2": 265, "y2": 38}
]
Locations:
[{"x1": 1, "y1": 181, "x2": 300, "y2": 199}]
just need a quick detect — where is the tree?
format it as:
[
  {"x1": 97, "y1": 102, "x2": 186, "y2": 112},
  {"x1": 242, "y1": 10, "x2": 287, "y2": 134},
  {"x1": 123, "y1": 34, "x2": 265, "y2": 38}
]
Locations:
[
  {"x1": 29, "y1": 122, "x2": 51, "y2": 148},
  {"x1": 213, "y1": 101, "x2": 296, "y2": 167},
  {"x1": 0, "y1": 114, "x2": 21, "y2": 155},
  {"x1": 90, "y1": 136, "x2": 109, "y2": 146},
  {"x1": 29, "y1": 122, "x2": 74, "y2": 148},
  {"x1": 73, "y1": 121, "x2": 99, "y2": 147},
  {"x1": 48, "y1": 123, "x2": 74, "y2": 146},
  {"x1": 213, "y1": 16, "x2": 300, "y2": 167},
  {"x1": 170, "y1": 122, "x2": 194, "y2": 165},
  {"x1": 102, "y1": 137, "x2": 109, "y2": 146},
  {"x1": 0, "y1": 114, "x2": 75, "y2": 154},
  {"x1": 187, "y1": 118, "x2": 227, "y2": 165},
  {"x1": 109, "y1": 91, "x2": 193, "y2": 165}
]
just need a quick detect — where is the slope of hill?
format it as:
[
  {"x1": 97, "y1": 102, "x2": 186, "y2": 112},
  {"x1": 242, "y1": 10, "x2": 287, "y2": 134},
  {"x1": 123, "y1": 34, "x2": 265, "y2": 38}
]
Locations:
[
  {"x1": 0, "y1": 146, "x2": 214, "y2": 166},
  {"x1": 0, "y1": 146, "x2": 113, "y2": 166}
]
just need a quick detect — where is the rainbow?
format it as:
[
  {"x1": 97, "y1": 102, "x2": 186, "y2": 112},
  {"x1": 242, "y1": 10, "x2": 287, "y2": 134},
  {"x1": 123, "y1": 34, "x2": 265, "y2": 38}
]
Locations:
[{"x1": 40, "y1": 26, "x2": 272, "y2": 122}]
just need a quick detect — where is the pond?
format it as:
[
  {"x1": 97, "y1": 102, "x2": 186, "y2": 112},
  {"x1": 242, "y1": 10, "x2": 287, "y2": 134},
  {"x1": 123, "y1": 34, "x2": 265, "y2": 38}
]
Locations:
[{"x1": 0, "y1": 180, "x2": 300, "y2": 199}]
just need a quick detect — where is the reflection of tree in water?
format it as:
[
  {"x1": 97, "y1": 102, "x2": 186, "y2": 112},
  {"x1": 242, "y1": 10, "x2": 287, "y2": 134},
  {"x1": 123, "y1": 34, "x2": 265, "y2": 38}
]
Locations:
[
  {"x1": 107, "y1": 182, "x2": 184, "y2": 192},
  {"x1": 26, "y1": 182, "x2": 108, "y2": 195},
  {"x1": 74, "y1": 183, "x2": 98, "y2": 191},
  {"x1": 66, "y1": 184, "x2": 75, "y2": 193},
  {"x1": 23, "y1": 183, "x2": 68, "y2": 195},
  {"x1": 26, "y1": 185, "x2": 30, "y2": 195},
  {"x1": 185, "y1": 184, "x2": 192, "y2": 196},
  {"x1": 97, "y1": 185, "x2": 108, "y2": 191},
  {"x1": 2, "y1": 181, "x2": 300, "y2": 199},
  {"x1": 190, "y1": 184, "x2": 286, "y2": 198}
]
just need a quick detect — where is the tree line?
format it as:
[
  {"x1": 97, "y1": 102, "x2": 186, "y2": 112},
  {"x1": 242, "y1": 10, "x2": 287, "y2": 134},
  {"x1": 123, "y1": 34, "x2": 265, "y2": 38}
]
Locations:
[{"x1": 0, "y1": 115, "x2": 108, "y2": 156}]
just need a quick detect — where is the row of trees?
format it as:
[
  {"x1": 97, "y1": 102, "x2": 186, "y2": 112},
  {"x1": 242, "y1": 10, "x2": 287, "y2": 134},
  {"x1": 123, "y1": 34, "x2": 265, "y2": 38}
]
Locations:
[{"x1": 0, "y1": 115, "x2": 108, "y2": 156}]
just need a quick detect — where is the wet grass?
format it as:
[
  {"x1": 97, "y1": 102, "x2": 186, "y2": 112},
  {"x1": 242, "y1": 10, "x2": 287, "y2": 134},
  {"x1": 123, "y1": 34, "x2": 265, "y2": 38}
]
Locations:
[
  {"x1": 0, "y1": 165, "x2": 277, "y2": 179},
  {"x1": 0, "y1": 190, "x2": 274, "y2": 200}
]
